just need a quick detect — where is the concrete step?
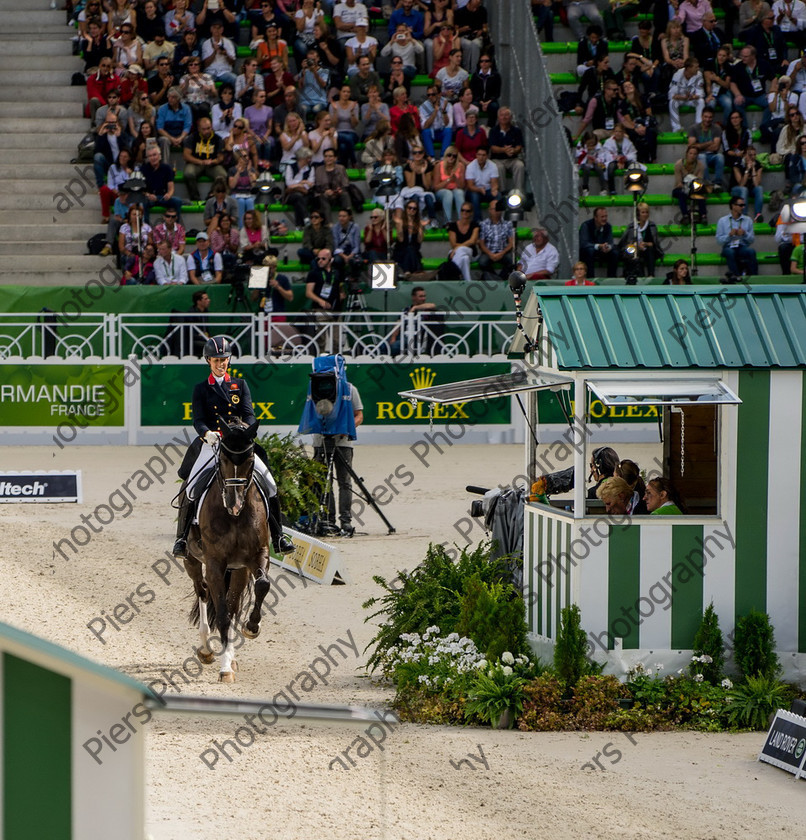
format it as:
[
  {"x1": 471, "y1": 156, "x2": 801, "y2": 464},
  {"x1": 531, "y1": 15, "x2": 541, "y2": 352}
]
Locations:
[
  {"x1": 0, "y1": 25, "x2": 72, "y2": 39},
  {"x1": 0, "y1": 85, "x2": 85, "y2": 102},
  {"x1": 0, "y1": 255, "x2": 113, "y2": 272},
  {"x1": 0, "y1": 117, "x2": 89, "y2": 133},
  {"x1": 0, "y1": 70, "x2": 74, "y2": 85},
  {"x1": 0, "y1": 133, "x2": 84, "y2": 151},
  {"x1": 0, "y1": 223, "x2": 102, "y2": 242},
  {"x1": 0, "y1": 54, "x2": 82, "y2": 71},
  {"x1": 0, "y1": 208, "x2": 101, "y2": 224},
  {"x1": 0, "y1": 163, "x2": 96, "y2": 181},
  {"x1": 0, "y1": 240, "x2": 88, "y2": 256},
  {"x1": 0, "y1": 39, "x2": 74, "y2": 56},
  {"x1": 0, "y1": 101, "x2": 86, "y2": 119},
  {"x1": 0, "y1": 10, "x2": 67, "y2": 26}
]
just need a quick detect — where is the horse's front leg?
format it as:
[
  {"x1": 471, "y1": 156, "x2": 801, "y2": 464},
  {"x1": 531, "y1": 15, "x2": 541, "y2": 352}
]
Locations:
[
  {"x1": 244, "y1": 553, "x2": 271, "y2": 639},
  {"x1": 205, "y1": 567, "x2": 237, "y2": 683},
  {"x1": 183, "y1": 554, "x2": 215, "y2": 664}
]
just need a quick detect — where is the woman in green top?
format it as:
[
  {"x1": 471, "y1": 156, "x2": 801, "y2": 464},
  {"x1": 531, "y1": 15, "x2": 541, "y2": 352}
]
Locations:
[{"x1": 644, "y1": 477, "x2": 685, "y2": 515}]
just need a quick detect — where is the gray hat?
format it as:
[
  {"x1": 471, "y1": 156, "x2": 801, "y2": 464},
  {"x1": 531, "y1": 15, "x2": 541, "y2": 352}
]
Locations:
[{"x1": 195, "y1": 231, "x2": 209, "y2": 241}]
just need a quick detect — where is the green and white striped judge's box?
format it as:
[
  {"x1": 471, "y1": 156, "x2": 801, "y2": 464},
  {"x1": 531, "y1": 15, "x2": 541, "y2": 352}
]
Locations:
[
  {"x1": 521, "y1": 288, "x2": 806, "y2": 674},
  {"x1": 0, "y1": 622, "x2": 150, "y2": 840}
]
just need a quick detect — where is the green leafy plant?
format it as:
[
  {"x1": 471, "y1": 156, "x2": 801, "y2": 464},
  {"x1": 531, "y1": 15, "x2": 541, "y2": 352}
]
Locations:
[
  {"x1": 456, "y1": 573, "x2": 529, "y2": 661},
  {"x1": 362, "y1": 541, "x2": 510, "y2": 673},
  {"x1": 259, "y1": 432, "x2": 327, "y2": 525},
  {"x1": 572, "y1": 675, "x2": 630, "y2": 729},
  {"x1": 466, "y1": 660, "x2": 527, "y2": 727},
  {"x1": 690, "y1": 602, "x2": 725, "y2": 684},
  {"x1": 554, "y1": 605, "x2": 589, "y2": 689},
  {"x1": 726, "y1": 674, "x2": 790, "y2": 730},
  {"x1": 517, "y1": 674, "x2": 569, "y2": 731},
  {"x1": 733, "y1": 609, "x2": 781, "y2": 680}
]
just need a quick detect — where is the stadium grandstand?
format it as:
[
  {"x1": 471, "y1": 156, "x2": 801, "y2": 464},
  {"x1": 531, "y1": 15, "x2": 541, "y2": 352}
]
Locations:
[{"x1": 0, "y1": 0, "x2": 803, "y2": 362}]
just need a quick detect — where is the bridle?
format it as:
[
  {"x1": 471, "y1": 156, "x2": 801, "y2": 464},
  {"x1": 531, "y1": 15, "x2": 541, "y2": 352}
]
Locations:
[{"x1": 216, "y1": 435, "x2": 255, "y2": 516}]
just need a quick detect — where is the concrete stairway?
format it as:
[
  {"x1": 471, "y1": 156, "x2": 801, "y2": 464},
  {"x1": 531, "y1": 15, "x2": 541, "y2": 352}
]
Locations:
[{"x1": 0, "y1": 1, "x2": 103, "y2": 285}]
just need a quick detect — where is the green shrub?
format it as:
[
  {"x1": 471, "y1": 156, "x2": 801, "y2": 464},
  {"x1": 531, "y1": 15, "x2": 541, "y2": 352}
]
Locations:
[
  {"x1": 259, "y1": 432, "x2": 327, "y2": 525},
  {"x1": 690, "y1": 602, "x2": 725, "y2": 685},
  {"x1": 466, "y1": 665, "x2": 528, "y2": 727},
  {"x1": 733, "y1": 610, "x2": 781, "y2": 680},
  {"x1": 362, "y1": 541, "x2": 510, "y2": 673},
  {"x1": 456, "y1": 573, "x2": 529, "y2": 661},
  {"x1": 554, "y1": 605, "x2": 589, "y2": 689},
  {"x1": 727, "y1": 674, "x2": 790, "y2": 730},
  {"x1": 517, "y1": 674, "x2": 569, "y2": 731},
  {"x1": 572, "y1": 675, "x2": 629, "y2": 729}
]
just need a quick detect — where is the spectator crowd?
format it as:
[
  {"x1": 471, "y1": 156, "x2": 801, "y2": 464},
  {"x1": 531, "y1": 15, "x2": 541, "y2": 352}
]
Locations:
[{"x1": 76, "y1": 0, "x2": 541, "y2": 291}]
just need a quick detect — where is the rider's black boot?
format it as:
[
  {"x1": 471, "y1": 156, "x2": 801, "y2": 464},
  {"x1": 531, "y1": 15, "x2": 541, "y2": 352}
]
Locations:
[
  {"x1": 268, "y1": 494, "x2": 295, "y2": 555},
  {"x1": 172, "y1": 491, "x2": 195, "y2": 558}
]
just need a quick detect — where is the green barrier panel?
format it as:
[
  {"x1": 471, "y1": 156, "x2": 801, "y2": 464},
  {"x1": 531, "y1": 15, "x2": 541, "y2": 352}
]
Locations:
[
  {"x1": 139, "y1": 361, "x2": 512, "y2": 427},
  {"x1": 0, "y1": 364, "x2": 125, "y2": 427}
]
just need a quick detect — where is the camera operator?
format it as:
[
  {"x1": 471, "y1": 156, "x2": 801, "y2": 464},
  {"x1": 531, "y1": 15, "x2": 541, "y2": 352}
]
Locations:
[
  {"x1": 297, "y1": 48, "x2": 330, "y2": 119},
  {"x1": 250, "y1": 254, "x2": 303, "y2": 352},
  {"x1": 305, "y1": 248, "x2": 345, "y2": 353},
  {"x1": 312, "y1": 378, "x2": 364, "y2": 538}
]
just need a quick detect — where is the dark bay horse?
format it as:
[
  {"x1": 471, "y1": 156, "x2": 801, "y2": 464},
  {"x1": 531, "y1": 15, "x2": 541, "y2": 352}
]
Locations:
[{"x1": 184, "y1": 419, "x2": 272, "y2": 683}]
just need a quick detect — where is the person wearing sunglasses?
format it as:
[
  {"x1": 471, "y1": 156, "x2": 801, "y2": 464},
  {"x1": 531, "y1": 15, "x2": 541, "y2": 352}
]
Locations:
[
  {"x1": 469, "y1": 53, "x2": 501, "y2": 126},
  {"x1": 716, "y1": 195, "x2": 758, "y2": 282}
]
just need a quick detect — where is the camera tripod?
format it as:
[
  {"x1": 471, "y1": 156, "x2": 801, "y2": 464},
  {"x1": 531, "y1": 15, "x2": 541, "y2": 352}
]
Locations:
[
  {"x1": 228, "y1": 278, "x2": 251, "y2": 312},
  {"x1": 311, "y1": 436, "x2": 395, "y2": 536}
]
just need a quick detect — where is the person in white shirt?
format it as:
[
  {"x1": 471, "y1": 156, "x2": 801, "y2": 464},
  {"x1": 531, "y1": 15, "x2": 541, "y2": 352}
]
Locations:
[
  {"x1": 333, "y1": 0, "x2": 370, "y2": 42},
  {"x1": 155, "y1": 239, "x2": 190, "y2": 285},
  {"x1": 464, "y1": 146, "x2": 500, "y2": 221},
  {"x1": 669, "y1": 57, "x2": 706, "y2": 132},
  {"x1": 517, "y1": 227, "x2": 560, "y2": 280},
  {"x1": 201, "y1": 21, "x2": 236, "y2": 87},
  {"x1": 380, "y1": 23, "x2": 424, "y2": 77},
  {"x1": 345, "y1": 19, "x2": 378, "y2": 74},
  {"x1": 601, "y1": 124, "x2": 638, "y2": 195},
  {"x1": 773, "y1": 0, "x2": 806, "y2": 49}
]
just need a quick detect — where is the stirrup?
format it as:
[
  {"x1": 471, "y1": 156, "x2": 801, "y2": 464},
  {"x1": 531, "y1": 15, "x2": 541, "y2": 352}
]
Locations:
[
  {"x1": 173, "y1": 538, "x2": 188, "y2": 558},
  {"x1": 274, "y1": 534, "x2": 295, "y2": 555}
]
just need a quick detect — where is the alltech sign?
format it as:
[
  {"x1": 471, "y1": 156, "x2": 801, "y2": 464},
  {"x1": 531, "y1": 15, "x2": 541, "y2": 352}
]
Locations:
[
  {"x1": 0, "y1": 472, "x2": 82, "y2": 503},
  {"x1": 140, "y1": 362, "x2": 513, "y2": 427}
]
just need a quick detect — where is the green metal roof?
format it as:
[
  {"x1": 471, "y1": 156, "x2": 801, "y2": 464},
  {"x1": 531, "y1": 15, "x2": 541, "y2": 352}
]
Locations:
[{"x1": 533, "y1": 286, "x2": 806, "y2": 370}]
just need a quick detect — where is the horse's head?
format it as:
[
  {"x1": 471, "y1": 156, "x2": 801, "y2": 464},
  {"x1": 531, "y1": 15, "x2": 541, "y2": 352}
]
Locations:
[{"x1": 217, "y1": 419, "x2": 259, "y2": 517}]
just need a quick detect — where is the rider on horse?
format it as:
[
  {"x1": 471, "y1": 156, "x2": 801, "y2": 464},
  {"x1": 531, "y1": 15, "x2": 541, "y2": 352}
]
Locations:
[{"x1": 172, "y1": 335, "x2": 295, "y2": 558}]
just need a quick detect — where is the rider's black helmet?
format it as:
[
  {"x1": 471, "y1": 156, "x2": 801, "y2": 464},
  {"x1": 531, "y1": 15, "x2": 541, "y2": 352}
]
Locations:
[{"x1": 203, "y1": 336, "x2": 233, "y2": 360}]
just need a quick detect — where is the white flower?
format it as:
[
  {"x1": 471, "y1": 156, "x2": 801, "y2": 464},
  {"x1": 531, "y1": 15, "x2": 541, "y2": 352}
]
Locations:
[
  {"x1": 426, "y1": 625, "x2": 441, "y2": 635},
  {"x1": 693, "y1": 673, "x2": 704, "y2": 683},
  {"x1": 501, "y1": 666, "x2": 513, "y2": 676},
  {"x1": 721, "y1": 678, "x2": 733, "y2": 690},
  {"x1": 477, "y1": 659, "x2": 488, "y2": 670},
  {"x1": 501, "y1": 651, "x2": 515, "y2": 665},
  {"x1": 654, "y1": 663, "x2": 664, "y2": 671},
  {"x1": 676, "y1": 668, "x2": 684, "y2": 675},
  {"x1": 418, "y1": 674, "x2": 430, "y2": 685},
  {"x1": 690, "y1": 655, "x2": 701, "y2": 663},
  {"x1": 701, "y1": 654, "x2": 713, "y2": 664}
]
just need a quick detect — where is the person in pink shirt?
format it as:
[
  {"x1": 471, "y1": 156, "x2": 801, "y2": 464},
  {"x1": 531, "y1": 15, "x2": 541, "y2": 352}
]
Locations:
[
  {"x1": 675, "y1": 0, "x2": 713, "y2": 36},
  {"x1": 565, "y1": 261, "x2": 596, "y2": 285}
]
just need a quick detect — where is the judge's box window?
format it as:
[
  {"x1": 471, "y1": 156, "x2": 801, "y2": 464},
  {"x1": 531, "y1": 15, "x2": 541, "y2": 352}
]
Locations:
[{"x1": 530, "y1": 378, "x2": 741, "y2": 518}]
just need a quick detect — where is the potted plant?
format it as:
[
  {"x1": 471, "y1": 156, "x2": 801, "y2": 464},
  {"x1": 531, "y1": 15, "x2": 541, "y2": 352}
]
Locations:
[{"x1": 466, "y1": 655, "x2": 527, "y2": 729}]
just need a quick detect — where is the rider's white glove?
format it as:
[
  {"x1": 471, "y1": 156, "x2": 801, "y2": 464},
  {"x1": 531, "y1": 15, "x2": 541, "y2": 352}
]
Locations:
[{"x1": 204, "y1": 430, "x2": 219, "y2": 447}]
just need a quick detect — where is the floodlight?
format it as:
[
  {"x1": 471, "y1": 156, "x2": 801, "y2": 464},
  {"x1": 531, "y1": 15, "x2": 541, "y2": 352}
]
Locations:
[{"x1": 623, "y1": 164, "x2": 648, "y2": 195}]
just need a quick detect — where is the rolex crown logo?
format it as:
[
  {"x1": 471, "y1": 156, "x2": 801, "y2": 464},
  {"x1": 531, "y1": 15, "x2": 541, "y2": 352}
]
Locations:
[{"x1": 409, "y1": 366, "x2": 437, "y2": 389}]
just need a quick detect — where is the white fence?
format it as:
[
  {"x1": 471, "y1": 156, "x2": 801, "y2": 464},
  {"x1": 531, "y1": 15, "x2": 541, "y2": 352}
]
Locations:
[{"x1": 0, "y1": 311, "x2": 515, "y2": 361}]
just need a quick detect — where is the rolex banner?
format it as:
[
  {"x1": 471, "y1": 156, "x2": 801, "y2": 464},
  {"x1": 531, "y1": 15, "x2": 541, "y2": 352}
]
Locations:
[{"x1": 139, "y1": 362, "x2": 512, "y2": 427}]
